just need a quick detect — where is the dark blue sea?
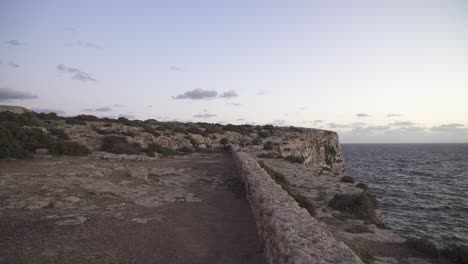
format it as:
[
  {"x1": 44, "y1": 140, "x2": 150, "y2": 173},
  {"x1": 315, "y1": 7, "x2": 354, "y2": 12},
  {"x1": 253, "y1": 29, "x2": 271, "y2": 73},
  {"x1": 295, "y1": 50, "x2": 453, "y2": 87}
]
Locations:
[{"x1": 342, "y1": 144, "x2": 468, "y2": 247}]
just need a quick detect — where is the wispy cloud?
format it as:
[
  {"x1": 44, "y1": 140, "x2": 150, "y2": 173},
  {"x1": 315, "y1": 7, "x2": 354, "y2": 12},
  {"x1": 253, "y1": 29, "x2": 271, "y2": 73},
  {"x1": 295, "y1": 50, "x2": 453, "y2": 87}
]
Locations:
[
  {"x1": 76, "y1": 40, "x2": 102, "y2": 49},
  {"x1": 387, "y1": 113, "x2": 402, "y2": 117},
  {"x1": 219, "y1": 90, "x2": 238, "y2": 99},
  {"x1": 169, "y1": 65, "x2": 182, "y2": 71},
  {"x1": 431, "y1": 123, "x2": 467, "y2": 133},
  {"x1": 83, "y1": 106, "x2": 112, "y2": 112},
  {"x1": 5, "y1": 40, "x2": 26, "y2": 46},
  {"x1": 356, "y1": 113, "x2": 369, "y2": 117},
  {"x1": 57, "y1": 64, "x2": 96, "y2": 82},
  {"x1": 193, "y1": 113, "x2": 217, "y2": 118},
  {"x1": 227, "y1": 102, "x2": 241, "y2": 106},
  {"x1": 113, "y1": 104, "x2": 125, "y2": 107},
  {"x1": 257, "y1": 89, "x2": 265, "y2": 95},
  {"x1": 8, "y1": 61, "x2": 19, "y2": 68},
  {"x1": 391, "y1": 121, "x2": 415, "y2": 126},
  {"x1": 0, "y1": 88, "x2": 38, "y2": 101},
  {"x1": 173, "y1": 88, "x2": 218, "y2": 100}
]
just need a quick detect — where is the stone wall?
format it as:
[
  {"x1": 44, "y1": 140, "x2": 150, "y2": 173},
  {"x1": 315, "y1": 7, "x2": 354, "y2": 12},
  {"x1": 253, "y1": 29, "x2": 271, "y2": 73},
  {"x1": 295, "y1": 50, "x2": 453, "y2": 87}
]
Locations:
[{"x1": 231, "y1": 145, "x2": 362, "y2": 264}]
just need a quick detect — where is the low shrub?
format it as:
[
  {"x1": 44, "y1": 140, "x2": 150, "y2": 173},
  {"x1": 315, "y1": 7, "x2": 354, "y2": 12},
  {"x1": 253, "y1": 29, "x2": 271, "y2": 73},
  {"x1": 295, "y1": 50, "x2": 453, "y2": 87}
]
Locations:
[
  {"x1": 65, "y1": 119, "x2": 86, "y2": 125},
  {"x1": 145, "y1": 143, "x2": 176, "y2": 156},
  {"x1": 284, "y1": 155, "x2": 305, "y2": 164},
  {"x1": 0, "y1": 127, "x2": 31, "y2": 159},
  {"x1": 49, "y1": 141, "x2": 91, "y2": 156},
  {"x1": 178, "y1": 146, "x2": 193, "y2": 153},
  {"x1": 101, "y1": 136, "x2": 141, "y2": 154},
  {"x1": 356, "y1": 183, "x2": 369, "y2": 191},
  {"x1": 263, "y1": 141, "x2": 274, "y2": 150},
  {"x1": 258, "y1": 161, "x2": 290, "y2": 187},
  {"x1": 404, "y1": 238, "x2": 439, "y2": 257},
  {"x1": 290, "y1": 192, "x2": 316, "y2": 216},
  {"x1": 340, "y1": 176, "x2": 355, "y2": 183},
  {"x1": 258, "y1": 152, "x2": 277, "y2": 159},
  {"x1": 189, "y1": 137, "x2": 199, "y2": 148},
  {"x1": 328, "y1": 191, "x2": 382, "y2": 226},
  {"x1": 143, "y1": 126, "x2": 161, "y2": 137},
  {"x1": 219, "y1": 137, "x2": 230, "y2": 146},
  {"x1": 345, "y1": 242, "x2": 375, "y2": 264},
  {"x1": 49, "y1": 128, "x2": 70, "y2": 140},
  {"x1": 441, "y1": 243, "x2": 468, "y2": 264},
  {"x1": 257, "y1": 130, "x2": 271, "y2": 138}
]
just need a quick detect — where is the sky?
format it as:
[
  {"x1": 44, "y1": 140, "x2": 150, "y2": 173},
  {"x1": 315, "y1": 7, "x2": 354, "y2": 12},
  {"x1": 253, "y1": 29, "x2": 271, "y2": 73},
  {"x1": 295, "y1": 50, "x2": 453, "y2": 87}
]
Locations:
[{"x1": 1, "y1": 0, "x2": 467, "y2": 143}]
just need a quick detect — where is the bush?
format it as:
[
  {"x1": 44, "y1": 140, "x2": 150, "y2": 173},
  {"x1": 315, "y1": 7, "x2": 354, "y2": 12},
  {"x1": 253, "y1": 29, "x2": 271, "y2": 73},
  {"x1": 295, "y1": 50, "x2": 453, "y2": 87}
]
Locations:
[
  {"x1": 290, "y1": 192, "x2": 316, "y2": 216},
  {"x1": 328, "y1": 191, "x2": 382, "y2": 226},
  {"x1": 259, "y1": 160, "x2": 290, "y2": 187},
  {"x1": 340, "y1": 176, "x2": 354, "y2": 183},
  {"x1": 356, "y1": 183, "x2": 368, "y2": 191},
  {"x1": 0, "y1": 111, "x2": 43, "y2": 127},
  {"x1": 143, "y1": 126, "x2": 161, "y2": 137},
  {"x1": 186, "y1": 126, "x2": 204, "y2": 135},
  {"x1": 0, "y1": 127, "x2": 30, "y2": 159},
  {"x1": 65, "y1": 119, "x2": 86, "y2": 125},
  {"x1": 101, "y1": 136, "x2": 141, "y2": 154},
  {"x1": 263, "y1": 141, "x2": 274, "y2": 150},
  {"x1": 257, "y1": 130, "x2": 271, "y2": 138},
  {"x1": 284, "y1": 155, "x2": 305, "y2": 164},
  {"x1": 441, "y1": 243, "x2": 468, "y2": 264},
  {"x1": 189, "y1": 137, "x2": 199, "y2": 148},
  {"x1": 49, "y1": 128, "x2": 70, "y2": 140},
  {"x1": 145, "y1": 143, "x2": 176, "y2": 156},
  {"x1": 219, "y1": 137, "x2": 230, "y2": 146},
  {"x1": 258, "y1": 152, "x2": 277, "y2": 159},
  {"x1": 49, "y1": 141, "x2": 91, "y2": 156},
  {"x1": 404, "y1": 238, "x2": 439, "y2": 257},
  {"x1": 178, "y1": 146, "x2": 193, "y2": 153}
]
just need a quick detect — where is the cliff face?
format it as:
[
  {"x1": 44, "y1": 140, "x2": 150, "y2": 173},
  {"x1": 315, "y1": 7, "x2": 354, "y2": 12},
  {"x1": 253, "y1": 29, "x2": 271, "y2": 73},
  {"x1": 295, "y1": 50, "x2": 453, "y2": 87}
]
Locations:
[{"x1": 0, "y1": 105, "x2": 31, "y2": 114}]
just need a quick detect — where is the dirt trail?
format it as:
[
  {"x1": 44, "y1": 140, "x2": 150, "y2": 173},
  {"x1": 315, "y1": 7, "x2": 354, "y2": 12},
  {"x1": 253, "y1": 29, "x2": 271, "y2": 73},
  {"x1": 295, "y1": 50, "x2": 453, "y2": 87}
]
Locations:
[{"x1": 0, "y1": 152, "x2": 265, "y2": 264}]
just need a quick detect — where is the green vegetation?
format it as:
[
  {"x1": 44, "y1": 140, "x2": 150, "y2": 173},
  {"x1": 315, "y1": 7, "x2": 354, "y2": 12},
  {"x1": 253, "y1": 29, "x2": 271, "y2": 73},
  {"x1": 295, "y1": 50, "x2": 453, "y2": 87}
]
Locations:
[
  {"x1": 340, "y1": 176, "x2": 354, "y2": 183},
  {"x1": 189, "y1": 137, "x2": 199, "y2": 148},
  {"x1": 356, "y1": 183, "x2": 369, "y2": 191},
  {"x1": 345, "y1": 241, "x2": 375, "y2": 264},
  {"x1": 219, "y1": 137, "x2": 230, "y2": 146},
  {"x1": 65, "y1": 119, "x2": 87, "y2": 125},
  {"x1": 177, "y1": 146, "x2": 193, "y2": 153},
  {"x1": 404, "y1": 238, "x2": 439, "y2": 257},
  {"x1": 257, "y1": 130, "x2": 271, "y2": 138},
  {"x1": 441, "y1": 243, "x2": 468, "y2": 264},
  {"x1": 284, "y1": 155, "x2": 305, "y2": 164},
  {"x1": 49, "y1": 128, "x2": 70, "y2": 140},
  {"x1": 145, "y1": 143, "x2": 176, "y2": 156},
  {"x1": 258, "y1": 152, "x2": 277, "y2": 159},
  {"x1": 263, "y1": 141, "x2": 274, "y2": 150},
  {"x1": 258, "y1": 160, "x2": 316, "y2": 216},
  {"x1": 0, "y1": 126, "x2": 31, "y2": 159},
  {"x1": 49, "y1": 141, "x2": 91, "y2": 156},
  {"x1": 101, "y1": 136, "x2": 142, "y2": 154},
  {"x1": 328, "y1": 191, "x2": 382, "y2": 226}
]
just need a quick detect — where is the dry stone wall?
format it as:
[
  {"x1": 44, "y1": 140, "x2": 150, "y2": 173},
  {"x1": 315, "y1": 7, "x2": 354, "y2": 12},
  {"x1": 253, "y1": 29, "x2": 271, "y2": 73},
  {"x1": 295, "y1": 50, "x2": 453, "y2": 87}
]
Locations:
[{"x1": 231, "y1": 145, "x2": 362, "y2": 264}]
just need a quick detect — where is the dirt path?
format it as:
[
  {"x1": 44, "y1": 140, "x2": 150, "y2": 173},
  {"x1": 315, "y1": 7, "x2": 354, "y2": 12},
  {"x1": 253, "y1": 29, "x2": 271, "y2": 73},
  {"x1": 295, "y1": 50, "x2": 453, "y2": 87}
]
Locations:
[{"x1": 0, "y1": 152, "x2": 265, "y2": 264}]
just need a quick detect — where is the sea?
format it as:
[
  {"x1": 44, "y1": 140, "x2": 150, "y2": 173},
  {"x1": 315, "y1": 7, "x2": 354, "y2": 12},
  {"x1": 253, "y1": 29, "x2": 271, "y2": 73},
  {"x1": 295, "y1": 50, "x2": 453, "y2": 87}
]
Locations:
[{"x1": 341, "y1": 143, "x2": 468, "y2": 247}]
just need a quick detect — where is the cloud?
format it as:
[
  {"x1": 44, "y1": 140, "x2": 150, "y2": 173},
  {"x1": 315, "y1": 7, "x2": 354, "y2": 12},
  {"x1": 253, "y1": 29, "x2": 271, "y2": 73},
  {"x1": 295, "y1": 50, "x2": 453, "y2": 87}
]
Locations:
[
  {"x1": 5, "y1": 40, "x2": 25, "y2": 46},
  {"x1": 237, "y1": 118, "x2": 245, "y2": 121},
  {"x1": 76, "y1": 40, "x2": 102, "y2": 49},
  {"x1": 314, "y1": 120, "x2": 324, "y2": 123},
  {"x1": 219, "y1": 90, "x2": 238, "y2": 99},
  {"x1": 173, "y1": 88, "x2": 218, "y2": 100},
  {"x1": 31, "y1": 108, "x2": 66, "y2": 116},
  {"x1": 272, "y1": 119, "x2": 286, "y2": 126},
  {"x1": 8, "y1": 61, "x2": 19, "y2": 68},
  {"x1": 349, "y1": 122, "x2": 367, "y2": 126},
  {"x1": 431, "y1": 123, "x2": 467, "y2": 133},
  {"x1": 299, "y1": 107, "x2": 307, "y2": 111},
  {"x1": 169, "y1": 65, "x2": 182, "y2": 71},
  {"x1": 391, "y1": 121, "x2": 415, "y2": 126},
  {"x1": 0, "y1": 88, "x2": 38, "y2": 101},
  {"x1": 387, "y1": 113, "x2": 402, "y2": 117},
  {"x1": 193, "y1": 113, "x2": 217, "y2": 118},
  {"x1": 57, "y1": 64, "x2": 96, "y2": 82},
  {"x1": 356, "y1": 113, "x2": 369, "y2": 117},
  {"x1": 83, "y1": 106, "x2": 112, "y2": 112},
  {"x1": 327, "y1": 122, "x2": 351, "y2": 129},
  {"x1": 227, "y1": 102, "x2": 241, "y2": 106},
  {"x1": 113, "y1": 104, "x2": 125, "y2": 107},
  {"x1": 257, "y1": 89, "x2": 265, "y2": 95}
]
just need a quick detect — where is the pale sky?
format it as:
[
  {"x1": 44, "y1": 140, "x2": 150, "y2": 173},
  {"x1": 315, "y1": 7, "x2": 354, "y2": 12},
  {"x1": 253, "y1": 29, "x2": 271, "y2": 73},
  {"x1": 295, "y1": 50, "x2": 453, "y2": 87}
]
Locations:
[{"x1": 1, "y1": 0, "x2": 467, "y2": 143}]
